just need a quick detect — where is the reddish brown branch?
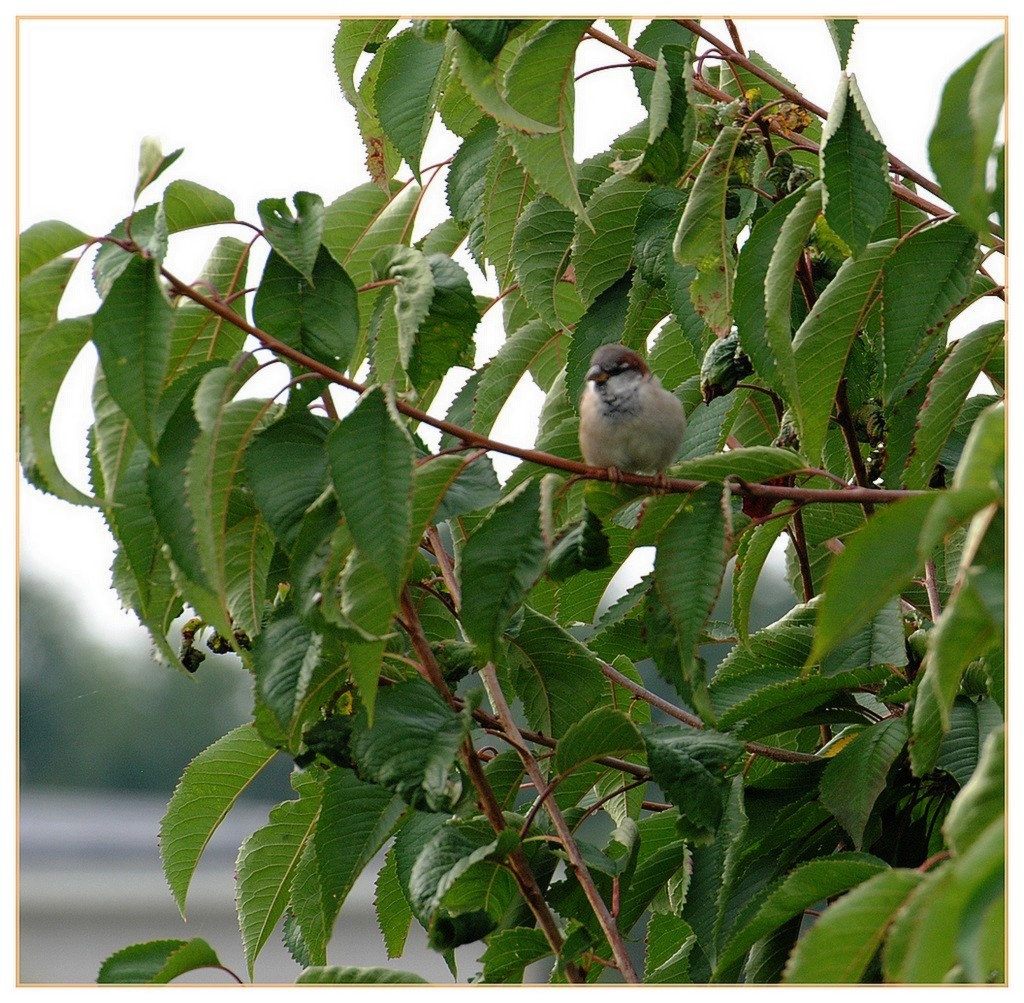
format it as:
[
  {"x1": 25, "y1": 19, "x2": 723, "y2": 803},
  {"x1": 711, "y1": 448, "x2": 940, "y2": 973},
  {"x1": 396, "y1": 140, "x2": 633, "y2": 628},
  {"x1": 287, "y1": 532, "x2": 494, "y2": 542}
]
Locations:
[{"x1": 149, "y1": 254, "x2": 924, "y2": 508}]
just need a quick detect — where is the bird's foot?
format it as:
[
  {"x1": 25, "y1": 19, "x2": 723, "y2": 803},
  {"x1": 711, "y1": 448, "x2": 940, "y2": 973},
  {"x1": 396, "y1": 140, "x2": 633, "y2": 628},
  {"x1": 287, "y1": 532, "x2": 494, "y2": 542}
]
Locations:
[
  {"x1": 651, "y1": 471, "x2": 672, "y2": 495},
  {"x1": 606, "y1": 465, "x2": 623, "y2": 485}
]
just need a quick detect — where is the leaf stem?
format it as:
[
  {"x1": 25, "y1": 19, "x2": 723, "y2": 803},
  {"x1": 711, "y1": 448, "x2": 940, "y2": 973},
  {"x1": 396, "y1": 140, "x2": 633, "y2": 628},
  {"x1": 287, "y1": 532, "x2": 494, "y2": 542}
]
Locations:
[{"x1": 924, "y1": 559, "x2": 943, "y2": 621}]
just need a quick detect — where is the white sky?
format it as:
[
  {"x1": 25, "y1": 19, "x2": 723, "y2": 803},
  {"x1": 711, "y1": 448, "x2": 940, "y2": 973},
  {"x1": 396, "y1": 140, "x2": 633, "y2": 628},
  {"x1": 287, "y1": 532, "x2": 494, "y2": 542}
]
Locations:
[{"x1": 4, "y1": 1, "x2": 1020, "y2": 997}]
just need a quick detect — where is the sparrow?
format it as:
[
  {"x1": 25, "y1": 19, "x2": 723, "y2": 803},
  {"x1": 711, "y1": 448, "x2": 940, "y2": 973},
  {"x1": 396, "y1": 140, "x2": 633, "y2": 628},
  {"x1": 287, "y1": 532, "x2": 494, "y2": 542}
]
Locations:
[{"x1": 578, "y1": 344, "x2": 687, "y2": 479}]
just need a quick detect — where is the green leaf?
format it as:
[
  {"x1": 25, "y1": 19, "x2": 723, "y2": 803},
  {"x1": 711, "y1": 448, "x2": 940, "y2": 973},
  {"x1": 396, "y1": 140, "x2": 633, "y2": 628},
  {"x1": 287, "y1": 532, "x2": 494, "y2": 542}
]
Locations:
[
  {"x1": 236, "y1": 772, "x2": 322, "y2": 978},
  {"x1": 451, "y1": 32, "x2": 558, "y2": 135},
  {"x1": 161, "y1": 179, "x2": 235, "y2": 232},
  {"x1": 733, "y1": 507, "x2": 792, "y2": 643},
  {"x1": 350, "y1": 678, "x2": 470, "y2": 812},
  {"x1": 187, "y1": 362, "x2": 276, "y2": 646},
  {"x1": 333, "y1": 19, "x2": 397, "y2": 115},
  {"x1": 473, "y1": 319, "x2": 561, "y2": 433},
  {"x1": 134, "y1": 136, "x2": 183, "y2": 200},
  {"x1": 669, "y1": 446, "x2": 806, "y2": 484},
  {"x1": 223, "y1": 502, "x2": 275, "y2": 638},
  {"x1": 642, "y1": 725, "x2": 745, "y2": 843},
  {"x1": 482, "y1": 139, "x2": 537, "y2": 289},
  {"x1": 928, "y1": 37, "x2": 1005, "y2": 237},
  {"x1": 159, "y1": 724, "x2": 278, "y2": 917},
  {"x1": 374, "y1": 30, "x2": 446, "y2": 181},
  {"x1": 407, "y1": 254, "x2": 479, "y2": 388},
  {"x1": 810, "y1": 488, "x2": 995, "y2": 662},
  {"x1": 411, "y1": 452, "x2": 501, "y2": 533},
  {"x1": 881, "y1": 219, "x2": 979, "y2": 403},
  {"x1": 819, "y1": 717, "x2": 908, "y2": 848},
  {"x1": 573, "y1": 173, "x2": 648, "y2": 305},
  {"x1": 408, "y1": 817, "x2": 518, "y2": 950},
  {"x1": 556, "y1": 707, "x2": 643, "y2": 776},
  {"x1": 375, "y1": 845, "x2": 413, "y2": 958},
  {"x1": 634, "y1": 184, "x2": 688, "y2": 288},
  {"x1": 764, "y1": 183, "x2": 822, "y2": 404},
  {"x1": 546, "y1": 507, "x2": 611, "y2": 582},
  {"x1": 883, "y1": 817, "x2": 1003, "y2": 983},
  {"x1": 19, "y1": 219, "x2": 89, "y2": 279},
  {"x1": 631, "y1": 19, "x2": 695, "y2": 109},
  {"x1": 784, "y1": 867, "x2": 922, "y2": 983},
  {"x1": 821, "y1": 599, "x2": 907, "y2": 677},
  {"x1": 92, "y1": 255, "x2": 172, "y2": 454},
  {"x1": 298, "y1": 966, "x2": 428, "y2": 984},
  {"x1": 511, "y1": 196, "x2": 581, "y2": 326},
  {"x1": 291, "y1": 769, "x2": 405, "y2": 964},
  {"x1": 460, "y1": 480, "x2": 545, "y2": 662},
  {"x1": 904, "y1": 321, "x2": 1003, "y2": 489},
  {"x1": 165, "y1": 237, "x2": 249, "y2": 385},
  {"x1": 451, "y1": 19, "x2": 514, "y2": 61},
  {"x1": 371, "y1": 245, "x2": 435, "y2": 375},
  {"x1": 944, "y1": 725, "x2": 1003, "y2": 856},
  {"x1": 791, "y1": 238, "x2": 893, "y2": 464},
  {"x1": 912, "y1": 575, "x2": 1001, "y2": 776},
  {"x1": 645, "y1": 913, "x2": 696, "y2": 984},
  {"x1": 246, "y1": 411, "x2": 331, "y2": 550},
  {"x1": 952, "y1": 399, "x2": 1003, "y2": 494},
  {"x1": 322, "y1": 182, "x2": 421, "y2": 290},
  {"x1": 653, "y1": 484, "x2": 729, "y2": 701},
  {"x1": 257, "y1": 191, "x2": 325, "y2": 282},
  {"x1": 446, "y1": 117, "x2": 496, "y2": 265},
  {"x1": 326, "y1": 386, "x2": 414, "y2": 599},
  {"x1": 91, "y1": 368, "x2": 191, "y2": 662},
  {"x1": 733, "y1": 185, "x2": 811, "y2": 387},
  {"x1": 252, "y1": 607, "x2": 327, "y2": 733},
  {"x1": 98, "y1": 938, "x2": 219, "y2": 984},
  {"x1": 935, "y1": 697, "x2": 1002, "y2": 788},
  {"x1": 480, "y1": 927, "x2": 552, "y2": 983},
  {"x1": 19, "y1": 315, "x2": 95, "y2": 505},
  {"x1": 826, "y1": 19, "x2": 858, "y2": 69},
  {"x1": 252, "y1": 246, "x2": 359, "y2": 370},
  {"x1": 565, "y1": 273, "x2": 632, "y2": 413},
  {"x1": 715, "y1": 853, "x2": 889, "y2": 976},
  {"x1": 503, "y1": 19, "x2": 592, "y2": 218},
  {"x1": 616, "y1": 44, "x2": 694, "y2": 184},
  {"x1": 820, "y1": 74, "x2": 889, "y2": 256},
  {"x1": 503, "y1": 606, "x2": 607, "y2": 739},
  {"x1": 673, "y1": 125, "x2": 745, "y2": 335}
]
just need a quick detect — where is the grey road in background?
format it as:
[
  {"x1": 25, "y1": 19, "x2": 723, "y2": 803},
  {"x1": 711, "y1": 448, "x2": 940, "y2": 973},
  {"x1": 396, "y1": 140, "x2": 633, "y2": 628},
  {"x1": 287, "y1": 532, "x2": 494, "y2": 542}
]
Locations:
[{"x1": 19, "y1": 790, "x2": 483, "y2": 985}]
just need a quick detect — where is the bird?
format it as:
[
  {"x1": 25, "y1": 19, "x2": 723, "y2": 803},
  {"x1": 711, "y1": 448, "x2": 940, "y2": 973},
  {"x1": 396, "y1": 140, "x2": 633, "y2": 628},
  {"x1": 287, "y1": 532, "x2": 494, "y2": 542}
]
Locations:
[{"x1": 578, "y1": 343, "x2": 687, "y2": 481}]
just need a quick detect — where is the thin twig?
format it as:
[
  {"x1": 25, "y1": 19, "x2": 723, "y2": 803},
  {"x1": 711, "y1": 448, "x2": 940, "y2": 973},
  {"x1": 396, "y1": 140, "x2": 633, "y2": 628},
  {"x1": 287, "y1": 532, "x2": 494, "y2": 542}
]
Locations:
[
  {"x1": 480, "y1": 663, "x2": 641, "y2": 983},
  {"x1": 600, "y1": 660, "x2": 819, "y2": 764},
  {"x1": 834, "y1": 380, "x2": 875, "y2": 517},
  {"x1": 400, "y1": 589, "x2": 576, "y2": 977},
  {"x1": 725, "y1": 19, "x2": 746, "y2": 56},
  {"x1": 924, "y1": 560, "x2": 943, "y2": 621},
  {"x1": 789, "y1": 512, "x2": 816, "y2": 602}
]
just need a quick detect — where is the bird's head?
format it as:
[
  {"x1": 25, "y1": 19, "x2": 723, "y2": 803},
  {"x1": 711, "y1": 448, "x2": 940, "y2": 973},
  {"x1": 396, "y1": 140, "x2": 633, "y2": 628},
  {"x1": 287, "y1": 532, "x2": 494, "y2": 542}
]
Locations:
[{"x1": 585, "y1": 344, "x2": 650, "y2": 387}]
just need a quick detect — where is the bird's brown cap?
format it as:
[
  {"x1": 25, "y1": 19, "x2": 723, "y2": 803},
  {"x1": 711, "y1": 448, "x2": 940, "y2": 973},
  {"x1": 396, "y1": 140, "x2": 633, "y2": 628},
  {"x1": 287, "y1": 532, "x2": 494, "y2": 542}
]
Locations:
[{"x1": 585, "y1": 344, "x2": 649, "y2": 383}]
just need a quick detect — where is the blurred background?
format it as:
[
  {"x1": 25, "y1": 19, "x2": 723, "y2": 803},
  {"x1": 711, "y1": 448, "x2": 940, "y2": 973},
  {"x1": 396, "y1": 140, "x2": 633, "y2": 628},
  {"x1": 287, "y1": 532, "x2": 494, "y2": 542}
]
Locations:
[{"x1": 17, "y1": 11, "x2": 1004, "y2": 984}]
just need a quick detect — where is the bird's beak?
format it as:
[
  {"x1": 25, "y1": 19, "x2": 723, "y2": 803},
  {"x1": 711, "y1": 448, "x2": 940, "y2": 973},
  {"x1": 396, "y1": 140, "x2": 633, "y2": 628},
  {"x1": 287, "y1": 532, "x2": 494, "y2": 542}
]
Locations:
[{"x1": 586, "y1": 364, "x2": 607, "y2": 384}]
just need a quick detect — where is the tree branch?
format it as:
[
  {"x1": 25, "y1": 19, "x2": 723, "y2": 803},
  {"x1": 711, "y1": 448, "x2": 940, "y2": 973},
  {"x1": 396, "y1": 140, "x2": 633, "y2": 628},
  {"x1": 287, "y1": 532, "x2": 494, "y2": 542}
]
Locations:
[
  {"x1": 150, "y1": 254, "x2": 925, "y2": 508},
  {"x1": 599, "y1": 660, "x2": 819, "y2": 764},
  {"x1": 584, "y1": 23, "x2": 1003, "y2": 247},
  {"x1": 398, "y1": 587, "x2": 576, "y2": 977},
  {"x1": 479, "y1": 663, "x2": 641, "y2": 983},
  {"x1": 675, "y1": 19, "x2": 995, "y2": 231}
]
